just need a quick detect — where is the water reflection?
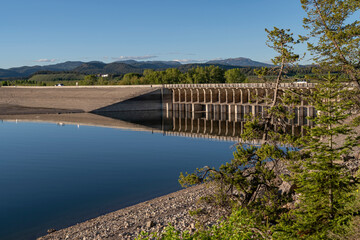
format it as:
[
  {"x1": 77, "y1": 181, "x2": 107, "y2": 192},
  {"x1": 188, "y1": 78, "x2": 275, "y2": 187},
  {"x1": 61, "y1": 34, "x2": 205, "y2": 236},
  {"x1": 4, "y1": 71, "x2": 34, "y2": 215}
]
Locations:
[
  {"x1": 0, "y1": 106, "x2": 313, "y2": 240},
  {"x1": 1, "y1": 105, "x2": 312, "y2": 143},
  {"x1": 96, "y1": 106, "x2": 312, "y2": 142},
  {"x1": 0, "y1": 117, "x2": 236, "y2": 240}
]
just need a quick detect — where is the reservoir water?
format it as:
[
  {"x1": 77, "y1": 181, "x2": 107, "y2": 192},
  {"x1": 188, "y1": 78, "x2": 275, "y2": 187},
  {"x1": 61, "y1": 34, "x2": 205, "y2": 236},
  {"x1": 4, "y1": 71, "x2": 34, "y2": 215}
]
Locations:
[{"x1": 0, "y1": 113, "x2": 238, "y2": 240}]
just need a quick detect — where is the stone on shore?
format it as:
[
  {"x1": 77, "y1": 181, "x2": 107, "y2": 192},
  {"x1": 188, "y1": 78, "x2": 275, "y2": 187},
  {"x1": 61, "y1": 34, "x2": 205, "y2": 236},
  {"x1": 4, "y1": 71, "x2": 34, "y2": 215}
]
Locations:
[{"x1": 38, "y1": 184, "x2": 217, "y2": 240}]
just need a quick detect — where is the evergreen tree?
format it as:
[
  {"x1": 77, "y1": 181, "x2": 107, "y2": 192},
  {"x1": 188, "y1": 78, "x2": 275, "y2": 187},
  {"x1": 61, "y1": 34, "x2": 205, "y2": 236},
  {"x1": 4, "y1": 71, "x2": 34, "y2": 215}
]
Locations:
[
  {"x1": 225, "y1": 68, "x2": 247, "y2": 83},
  {"x1": 300, "y1": 0, "x2": 360, "y2": 87},
  {"x1": 274, "y1": 74, "x2": 360, "y2": 239}
]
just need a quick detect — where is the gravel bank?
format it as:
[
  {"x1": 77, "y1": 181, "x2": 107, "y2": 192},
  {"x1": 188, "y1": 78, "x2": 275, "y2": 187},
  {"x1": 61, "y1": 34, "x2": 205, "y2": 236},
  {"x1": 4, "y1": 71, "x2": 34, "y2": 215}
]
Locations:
[{"x1": 38, "y1": 184, "x2": 217, "y2": 240}]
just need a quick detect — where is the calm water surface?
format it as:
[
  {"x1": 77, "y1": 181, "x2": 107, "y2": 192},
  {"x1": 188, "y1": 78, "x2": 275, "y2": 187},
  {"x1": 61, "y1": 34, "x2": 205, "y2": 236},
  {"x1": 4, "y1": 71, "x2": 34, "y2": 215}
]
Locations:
[{"x1": 0, "y1": 121, "x2": 235, "y2": 240}]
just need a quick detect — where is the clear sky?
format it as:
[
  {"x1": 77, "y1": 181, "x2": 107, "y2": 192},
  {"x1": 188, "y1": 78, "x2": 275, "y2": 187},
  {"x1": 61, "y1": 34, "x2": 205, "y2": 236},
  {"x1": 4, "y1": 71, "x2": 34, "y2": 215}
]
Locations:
[{"x1": 0, "y1": 0, "x2": 309, "y2": 69}]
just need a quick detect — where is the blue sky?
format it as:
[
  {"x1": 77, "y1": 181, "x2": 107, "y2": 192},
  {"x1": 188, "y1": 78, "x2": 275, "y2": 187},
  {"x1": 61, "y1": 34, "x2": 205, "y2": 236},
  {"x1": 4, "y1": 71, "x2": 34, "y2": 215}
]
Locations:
[{"x1": 0, "y1": 0, "x2": 309, "y2": 68}]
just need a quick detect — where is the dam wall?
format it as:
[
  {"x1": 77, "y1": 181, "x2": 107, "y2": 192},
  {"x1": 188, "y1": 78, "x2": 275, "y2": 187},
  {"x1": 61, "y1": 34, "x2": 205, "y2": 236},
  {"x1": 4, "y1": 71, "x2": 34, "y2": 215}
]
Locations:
[
  {"x1": 92, "y1": 88, "x2": 172, "y2": 112},
  {"x1": 0, "y1": 83, "x2": 314, "y2": 116},
  {"x1": 0, "y1": 86, "x2": 168, "y2": 113},
  {"x1": 0, "y1": 84, "x2": 316, "y2": 142}
]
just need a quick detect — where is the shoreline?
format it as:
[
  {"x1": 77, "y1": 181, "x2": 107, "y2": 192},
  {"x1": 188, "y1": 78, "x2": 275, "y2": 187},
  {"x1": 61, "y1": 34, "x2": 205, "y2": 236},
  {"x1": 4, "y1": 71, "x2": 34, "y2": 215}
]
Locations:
[{"x1": 37, "y1": 184, "x2": 216, "y2": 240}]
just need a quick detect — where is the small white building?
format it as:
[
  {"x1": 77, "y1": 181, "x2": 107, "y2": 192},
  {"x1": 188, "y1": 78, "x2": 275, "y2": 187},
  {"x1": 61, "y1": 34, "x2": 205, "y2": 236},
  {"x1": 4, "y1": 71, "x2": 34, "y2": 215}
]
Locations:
[{"x1": 101, "y1": 74, "x2": 109, "y2": 78}]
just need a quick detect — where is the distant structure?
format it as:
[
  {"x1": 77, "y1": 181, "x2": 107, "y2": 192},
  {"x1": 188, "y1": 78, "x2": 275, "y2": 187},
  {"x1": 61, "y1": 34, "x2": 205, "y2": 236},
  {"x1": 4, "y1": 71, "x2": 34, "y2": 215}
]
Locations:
[{"x1": 163, "y1": 83, "x2": 316, "y2": 126}]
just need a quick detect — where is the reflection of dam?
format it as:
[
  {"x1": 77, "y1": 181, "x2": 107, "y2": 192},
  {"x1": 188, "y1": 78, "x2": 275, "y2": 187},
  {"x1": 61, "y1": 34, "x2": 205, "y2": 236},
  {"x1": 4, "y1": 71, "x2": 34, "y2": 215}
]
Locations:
[
  {"x1": 96, "y1": 106, "x2": 311, "y2": 143},
  {"x1": 1, "y1": 108, "x2": 311, "y2": 143},
  {"x1": 163, "y1": 107, "x2": 309, "y2": 143}
]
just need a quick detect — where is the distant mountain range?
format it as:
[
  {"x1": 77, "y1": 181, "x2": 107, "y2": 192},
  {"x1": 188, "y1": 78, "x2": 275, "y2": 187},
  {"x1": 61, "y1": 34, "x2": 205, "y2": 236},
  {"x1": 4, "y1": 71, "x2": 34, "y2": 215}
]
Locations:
[
  {"x1": 206, "y1": 57, "x2": 273, "y2": 67},
  {"x1": 0, "y1": 61, "x2": 84, "y2": 78},
  {"x1": 0, "y1": 57, "x2": 272, "y2": 79}
]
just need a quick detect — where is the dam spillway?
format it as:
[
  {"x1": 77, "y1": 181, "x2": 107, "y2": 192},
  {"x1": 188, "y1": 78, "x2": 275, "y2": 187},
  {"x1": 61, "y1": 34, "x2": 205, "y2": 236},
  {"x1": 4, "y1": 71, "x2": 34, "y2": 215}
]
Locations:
[{"x1": 164, "y1": 83, "x2": 316, "y2": 127}]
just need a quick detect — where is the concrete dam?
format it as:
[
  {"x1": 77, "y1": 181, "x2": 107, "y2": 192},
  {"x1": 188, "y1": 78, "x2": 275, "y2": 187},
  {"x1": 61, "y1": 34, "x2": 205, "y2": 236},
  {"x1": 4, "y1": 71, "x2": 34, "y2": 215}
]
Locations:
[
  {"x1": 0, "y1": 83, "x2": 315, "y2": 142},
  {"x1": 0, "y1": 83, "x2": 315, "y2": 115},
  {"x1": 163, "y1": 83, "x2": 315, "y2": 126}
]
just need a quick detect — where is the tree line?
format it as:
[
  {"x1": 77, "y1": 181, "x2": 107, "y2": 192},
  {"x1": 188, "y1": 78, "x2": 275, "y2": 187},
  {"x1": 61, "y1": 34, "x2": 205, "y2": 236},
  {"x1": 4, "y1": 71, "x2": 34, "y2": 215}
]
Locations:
[
  {"x1": 119, "y1": 66, "x2": 247, "y2": 85},
  {"x1": 0, "y1": 65, "x2": 318, "y2": 86}
]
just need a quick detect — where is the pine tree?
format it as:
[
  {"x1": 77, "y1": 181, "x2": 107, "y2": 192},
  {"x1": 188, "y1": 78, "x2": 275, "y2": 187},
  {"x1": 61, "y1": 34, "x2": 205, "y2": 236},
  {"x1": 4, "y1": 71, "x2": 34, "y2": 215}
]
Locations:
[
  {"x1": 274, "y1": 74, "x2": 360, "y2": 239},
  {"x1": 178, "y1": 28, "x2": 300, "y2": 237},
  {"x1": 300, "y1": 0, "x2": 360, "y2": 87}
]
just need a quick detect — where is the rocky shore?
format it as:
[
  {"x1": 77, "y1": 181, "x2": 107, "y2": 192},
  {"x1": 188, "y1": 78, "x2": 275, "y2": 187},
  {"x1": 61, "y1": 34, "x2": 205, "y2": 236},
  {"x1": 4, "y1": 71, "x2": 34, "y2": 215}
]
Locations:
[{"x1": 38, "y1": 184, "x2": 218, "y2": 240}]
